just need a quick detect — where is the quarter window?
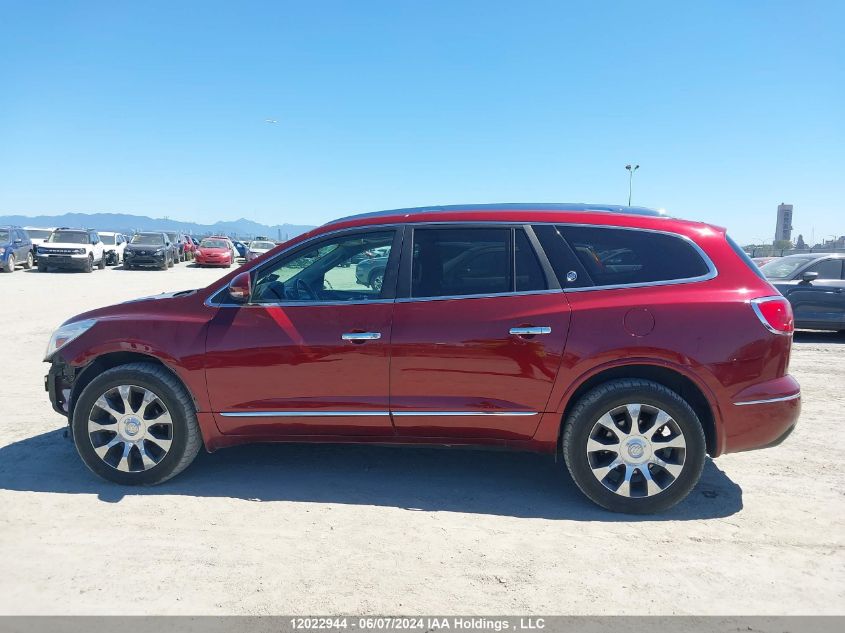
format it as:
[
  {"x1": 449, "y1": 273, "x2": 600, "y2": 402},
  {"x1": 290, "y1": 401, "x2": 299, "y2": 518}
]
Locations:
[{"x1": 558, "y1": 226, "x2": 710, "y2": 287}]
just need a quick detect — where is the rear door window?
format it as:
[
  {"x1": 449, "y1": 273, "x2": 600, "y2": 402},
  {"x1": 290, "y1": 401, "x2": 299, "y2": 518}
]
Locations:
[{"x1": 558, "y1": 226, "x2": 710, "y2": 287}]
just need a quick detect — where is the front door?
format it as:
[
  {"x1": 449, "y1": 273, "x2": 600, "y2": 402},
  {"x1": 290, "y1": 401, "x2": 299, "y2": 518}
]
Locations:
[
  {"x1": 389, "y1": 225, "x2": 571, "y2": 440},
  {"x1": 205, "y1": 228, "x2": 401, "y2": 436}
]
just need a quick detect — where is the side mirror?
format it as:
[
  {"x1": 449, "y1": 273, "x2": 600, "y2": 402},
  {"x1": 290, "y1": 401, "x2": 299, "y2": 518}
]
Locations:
[
  {"x1": 228, "y1": 271, "x2": 252, "y2": 303},
  {"x1": 801, "y1": 271, "x2": 819, "y2": 283}
]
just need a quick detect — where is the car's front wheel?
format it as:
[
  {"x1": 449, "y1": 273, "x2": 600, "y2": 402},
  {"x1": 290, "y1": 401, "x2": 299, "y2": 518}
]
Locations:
[
  {"x1": 71, "y1": 363, "x2": 202, "y2": 485},
  {"x1": 562, "y1": 378, "x2": 706, "y2": 514},
  {"x1": 3, "y1": 254, "x2": 15, "y2": 272}
]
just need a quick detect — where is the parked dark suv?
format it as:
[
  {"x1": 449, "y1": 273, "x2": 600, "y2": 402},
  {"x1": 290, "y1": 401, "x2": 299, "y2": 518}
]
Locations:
[
  {"x1": 1, "y1": 225, "x2": 34, "y2": 272},
  {"x1": 761, "y1": 253, "x2": 845, "y2": 332},
  {"x1": 123, "y1": 232, "x2": 175, "y2": 270},
  {"x1": 44, "y1": 204, "x2": 800, "y2": 513}
]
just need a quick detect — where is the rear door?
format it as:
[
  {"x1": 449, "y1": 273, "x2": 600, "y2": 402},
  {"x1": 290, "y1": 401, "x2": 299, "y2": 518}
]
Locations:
[
  {"x1": 787, "y1": 259, "x2": 845, "y2": 328},
  {"x1": 389, "y1": 225, "x2": 571, "y2": 440}
]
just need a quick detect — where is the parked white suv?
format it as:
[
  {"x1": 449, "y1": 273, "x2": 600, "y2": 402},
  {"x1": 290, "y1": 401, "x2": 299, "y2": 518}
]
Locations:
[
  {"x1": 98, "y1": 232, "x2": 128, "y2": 265},
  {"x1": 37, "y1": 228, "x2": 106, "y2": 273}
]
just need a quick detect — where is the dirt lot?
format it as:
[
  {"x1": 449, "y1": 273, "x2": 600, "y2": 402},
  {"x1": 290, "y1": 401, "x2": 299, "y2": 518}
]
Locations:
[{"x1": 0, "y1": 262, "x2": 843, "y2": 615}]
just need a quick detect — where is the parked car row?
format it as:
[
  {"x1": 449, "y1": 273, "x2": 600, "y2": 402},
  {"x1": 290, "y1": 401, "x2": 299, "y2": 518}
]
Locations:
[{"x1": 0, "y1": 225, "x2": 278, "y2": 273}]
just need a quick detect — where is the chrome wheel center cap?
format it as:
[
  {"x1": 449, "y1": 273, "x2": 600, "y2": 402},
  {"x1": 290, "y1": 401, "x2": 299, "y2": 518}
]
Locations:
[
  {"x1": 623, "y1": 437, "x2": 651, "y2": 463},
  {"x1": 122, "y1": 416, "x2": 142, "y2": 438}
]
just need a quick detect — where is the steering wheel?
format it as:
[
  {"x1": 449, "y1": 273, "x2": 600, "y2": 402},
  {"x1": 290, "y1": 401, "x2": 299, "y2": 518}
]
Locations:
[{"x1": 295, "y1": 278, "x2": 317, "y2": 301}]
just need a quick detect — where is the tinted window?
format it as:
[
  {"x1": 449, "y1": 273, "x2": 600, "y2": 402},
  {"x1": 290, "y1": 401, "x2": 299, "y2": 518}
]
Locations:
[
  {"x1": 559, "y1": 226, "x2": 709, "y2": 287},
  {"x1": 806, "y1": 259, "x2": 843, "y2": 280},
  {"x1": 532, "y1": 225, "x2": 591, "y2": 288},
  {"x1": 24, "y1": 229, "x2": 51, "y2": 239},
  {"x1": 515, "y1": 229, "x2": 546, "y2": 291},
  {"x1": 411, "y1": 227, "x2": 511, "y2": 298},
  {"x1": 0, "y1": 230, "x2": 10, "y2": 242}
]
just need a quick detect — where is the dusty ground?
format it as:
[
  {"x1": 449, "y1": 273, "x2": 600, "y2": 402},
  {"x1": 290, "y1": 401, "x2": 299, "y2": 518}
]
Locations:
[{"x1": 0, "y1": 261, "x2": 842, "y2": 615}]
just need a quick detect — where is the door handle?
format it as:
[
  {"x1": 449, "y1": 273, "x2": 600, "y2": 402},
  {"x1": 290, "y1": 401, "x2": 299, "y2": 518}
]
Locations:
[
  {"x1": 342, "y1": 332, "x2": 381, "y2": 341},
  {"x1": 509, "y1": 326, "x2": 552, "y2": 336}
]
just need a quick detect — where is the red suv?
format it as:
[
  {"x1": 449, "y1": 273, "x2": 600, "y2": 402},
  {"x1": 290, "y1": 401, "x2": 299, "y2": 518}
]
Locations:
[{"x1": 44, "y1": 204, "x2": 800, "y2": 513}]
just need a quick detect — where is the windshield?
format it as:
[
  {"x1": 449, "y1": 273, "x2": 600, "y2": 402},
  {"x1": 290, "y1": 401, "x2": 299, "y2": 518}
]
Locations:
[
  {"x1": 0, "y1": 230, "x2": 9, "y2": 242},
  {"x1": 48, "y1": 231, "x2": 89, "y2": 244},
  {"x1": 100, "y1": 234, "x2": 116, "y2": 245},
  {"x1": 760, "y1": 256, "x2": 816, "y2": 279},
  {"x1": 200, "y1": 239, "x2": 229, "y2": 248},
  {"x1": 249, "y1": 241, "x2": 275, "y2": 250},
  {"x1": 166, "y1": 233, "x2": 179, "y2": 241},
  {"x1": 25, "y1": 229, "x2": 52, "y2": 239},
  {"x1": 131, "y1": 233, "x2": 164, "y2": 245}
]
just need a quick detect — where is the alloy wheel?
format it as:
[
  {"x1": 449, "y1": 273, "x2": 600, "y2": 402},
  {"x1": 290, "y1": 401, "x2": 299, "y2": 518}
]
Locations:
[
  {"x1": 87, "y1": 384, "x2": 174, "y2": 472},
  {"x1": 585, "y1": 403, "x2": 687, "y2": 498}
]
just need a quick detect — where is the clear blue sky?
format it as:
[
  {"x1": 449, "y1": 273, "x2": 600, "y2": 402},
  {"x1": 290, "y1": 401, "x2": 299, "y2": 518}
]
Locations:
[{"x1": 1, "y1": 0, "x2": 842, "y2": 244}]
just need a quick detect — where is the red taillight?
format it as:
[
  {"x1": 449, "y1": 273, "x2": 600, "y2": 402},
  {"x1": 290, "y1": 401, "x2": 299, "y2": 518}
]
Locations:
[{"x1": 750, "y1": 296, "x2": 794, "y2": 335}]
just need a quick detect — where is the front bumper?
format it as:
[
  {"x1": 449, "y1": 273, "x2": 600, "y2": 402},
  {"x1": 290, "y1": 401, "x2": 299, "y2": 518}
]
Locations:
[
  {"x1": 196, "y1": 256, "x2": 231, "y2": 266},
  {"x1": 45, "y1": 357, "x2": 75, "y2": 417},
  {"x1": 38, "y1": 254, "x2": 89, "y2": 269},
  {"x1": 125, "y1": 253, "x2": 166, "y2": 267}
]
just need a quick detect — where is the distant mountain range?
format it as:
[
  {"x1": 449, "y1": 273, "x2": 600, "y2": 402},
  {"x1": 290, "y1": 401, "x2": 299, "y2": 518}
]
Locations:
[{"x1": 0, "y1": 212, "x2": 316, "y2": 240}]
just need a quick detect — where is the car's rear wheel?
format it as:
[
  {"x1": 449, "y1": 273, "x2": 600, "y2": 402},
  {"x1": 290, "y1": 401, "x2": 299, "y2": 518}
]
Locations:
[
  {"x1": 562, "y1": 378, "x2": 706, "y2": 514},
  {"x1": 23, "y1": 252, "x2": 34, "y2": 269},
  {"x1": 71, "y1": 363, "x2": 202, "y2": 485}
]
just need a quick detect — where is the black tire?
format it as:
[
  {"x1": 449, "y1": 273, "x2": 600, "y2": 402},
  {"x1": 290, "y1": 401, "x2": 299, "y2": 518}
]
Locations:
[
  {"x1": 71, "y1": 362, "x2": 202, "y2": 485},
  {"x1": 23, "y1": 252, "x2": 34, "y2": 269},
  {"x1": 368, "y1": 269, "x2": 385, "y2": 292},
  {"x1": 167, "y1": 255, "x2": 174, "y2": 268},
  {"x1": 84, "y1": 255, "x2": 93, "y2": 273},
  {"x1": 3, "y1": 254, "x2": 15, "y2": 273},
  {"x1": 160, "y1": 257, "x2": 169, "y2": 271},
  {"x1": 124, "y1": 263, "x2": 133, "y2": 270},
  {"x1": 97, "y1": 255, "x2": 106, "y2": 270},
  {"x1": 562, "y1": 378, "x2": 706, "y2": 514}
]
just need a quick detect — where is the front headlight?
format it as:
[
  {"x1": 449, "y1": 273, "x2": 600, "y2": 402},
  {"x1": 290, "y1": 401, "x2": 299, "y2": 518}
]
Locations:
[
  {"x1": 154, "y1": 248, "x2": 164, "y2": 255},
  {"x1": 44, "y1": 319, "x2": 97, "y2": 361},
  {"x1": 0, "y1": 247, "x2": 5, "y2": 256},
  {"x1": 75, "y1": 248, "x2": 86, "y2": 255}
]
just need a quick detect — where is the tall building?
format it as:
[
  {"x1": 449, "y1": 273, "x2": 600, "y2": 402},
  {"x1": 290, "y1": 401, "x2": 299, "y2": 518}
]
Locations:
[{"x1": 775, "y1": 203, "x2": 793, "y2": 243}]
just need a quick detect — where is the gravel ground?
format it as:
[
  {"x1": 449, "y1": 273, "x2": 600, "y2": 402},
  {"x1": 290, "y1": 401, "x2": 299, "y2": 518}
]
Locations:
[{"x1": 0, "y1": 262, "x2": 843, "y2": 615}]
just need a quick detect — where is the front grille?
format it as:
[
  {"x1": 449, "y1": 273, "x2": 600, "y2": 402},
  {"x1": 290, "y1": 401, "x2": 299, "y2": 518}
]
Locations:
[{"x1": 42, "y1": 248, "x2": 81, "y2": 255}]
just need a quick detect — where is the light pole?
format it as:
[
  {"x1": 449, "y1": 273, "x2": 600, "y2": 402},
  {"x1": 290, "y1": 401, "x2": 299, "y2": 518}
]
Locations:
[{"x1": 625, "y1": 164, "x2": 639, "y2": 206}]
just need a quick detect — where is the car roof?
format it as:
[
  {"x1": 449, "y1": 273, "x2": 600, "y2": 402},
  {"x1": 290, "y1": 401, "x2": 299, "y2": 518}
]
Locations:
[
  {"x1": 327, "y1": 203, "x2": 668, "y2": 226},
  {"x1": 778, "y1": 252, "x2": 845, "y2": 259}
]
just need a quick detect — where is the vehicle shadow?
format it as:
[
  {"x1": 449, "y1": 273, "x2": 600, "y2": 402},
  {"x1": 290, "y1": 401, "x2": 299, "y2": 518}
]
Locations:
[
  {"x1": 0, "y1": 429, "x2": 743, "y2": 521},
  {"x1": 793, "y1": 330, "x2": 845, "y2": 344}
]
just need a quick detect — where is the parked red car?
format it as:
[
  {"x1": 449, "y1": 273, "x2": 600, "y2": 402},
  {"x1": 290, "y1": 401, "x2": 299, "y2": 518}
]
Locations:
[
  {"x1": 194, "y1": 237, "x2": 235, "y2": 267},
  {"x1": 44, "y1": 204, "x2": 800, "y2": 513}
]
